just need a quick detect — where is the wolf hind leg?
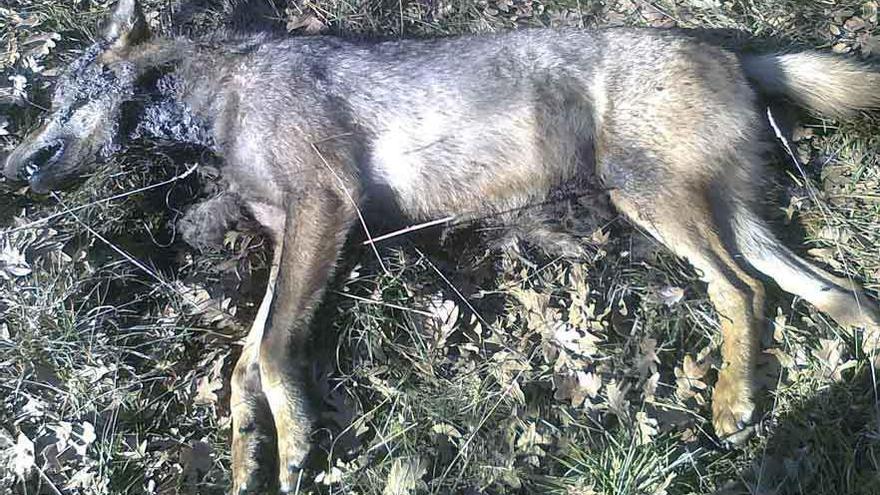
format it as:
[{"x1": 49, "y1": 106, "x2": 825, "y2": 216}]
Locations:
[{"x1": 605, "y1": 163, "x2": 767, "y2": 441}]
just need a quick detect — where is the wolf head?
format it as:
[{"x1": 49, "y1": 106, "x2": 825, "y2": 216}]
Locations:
[{"x1": 3, "y1": 0, "x2": 150, "y2": 193}]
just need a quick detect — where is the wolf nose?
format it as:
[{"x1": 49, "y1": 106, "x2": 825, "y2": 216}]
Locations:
[{"x1": 18, "y1": 141, "x2": 64, "y2": 181}]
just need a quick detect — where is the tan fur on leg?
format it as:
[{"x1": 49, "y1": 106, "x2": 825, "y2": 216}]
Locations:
[{"x1": 231, "y1": 241, "x2": 283, "y2": 493}]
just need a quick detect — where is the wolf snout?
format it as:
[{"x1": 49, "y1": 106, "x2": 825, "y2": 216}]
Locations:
[{"x1": 3, "y1": 141, "x2": 65, "y2": 183}]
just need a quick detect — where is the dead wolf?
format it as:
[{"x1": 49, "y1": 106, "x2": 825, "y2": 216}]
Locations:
[{"x1": 5, "y1": 0, "x2": 880, "y2": 491}]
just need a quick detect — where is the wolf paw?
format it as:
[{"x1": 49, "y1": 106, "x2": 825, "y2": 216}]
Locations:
[
  {"x1": 712, "y1": 370, "x2": 755, "y2": 445},
  {"x1": 277, "y1": 430, "x2": 310, "y2": 494}
]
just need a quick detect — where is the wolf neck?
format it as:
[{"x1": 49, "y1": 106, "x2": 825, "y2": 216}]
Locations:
[
  {"x1": 130, "y1": 38, "x2": 222, "y2": 150},
  {"x1": 136, "y1": 73, "x2": 215, "y2": 148}
]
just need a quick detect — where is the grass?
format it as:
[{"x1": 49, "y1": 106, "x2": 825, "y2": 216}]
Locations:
[{"x1": 2, "y1": 0, "x2": 880, "y2": 493}]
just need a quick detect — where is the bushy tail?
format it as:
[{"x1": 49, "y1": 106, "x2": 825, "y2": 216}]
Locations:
[{"x1": 743, "y1": 52, "x2": 880, "y2": 118}]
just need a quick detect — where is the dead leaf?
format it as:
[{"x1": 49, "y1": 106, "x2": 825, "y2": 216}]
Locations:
[
  {"x1": 384, "y1": 457, "x2": 427, "y2": 495},
  {"x1": 554, "y1": 371, "x2": 601, "y2": 407},
  {"x1": 864, "y1": 1, "x2": 878, "y2": 23},
  {"x1": 636, "y1": 337, "x2": 659, "y2": 378},
  {"x1": 591, "y1": 228, "x2": 610, "y2": 245},
  {"x1": 425, "y1": 294, "x2": 459, "y2": 350},
  {"x1": 13, "y1": 432, "x2": 35, "y2": 478},
  {"x1": 674, "y1": 354, "x2": 710, "y2": 401},
  {"x1": 772, "y1": 308, "x2": 788, "y2": 343},
  {"x1": 813, "y1": 338, "x2": 855, "y2": 381},
  {"x1": 194, "y1": 355, "x2": 226, "y2": 405},
  {"x1": 845, "y1": 16, "x2": 867, "y2": 31},
  {"x1": 605, "y1": 380, "x2": 630, "y2": 419},
  {"x1": 658, "y1": 286, "x2": 685, "y2": 306},
  {"x1": 22, "y1": 32, "x2": 60, "y2": 59},
  {"x1": 516, "y1": 422, "x2": 550, "y2": 454},
  {"x1": 643, "y1": 372, "x2": 660, "y2": 403},
  {"x1": 0, "y1": 242, "x2": 31, "y2": 279},
  {"x1": 636, "y1": 411, "x2": 658, "y2": 445},
  {"x1": 680, "y1": 427, "x2": 698, "y2": 443},
  {"x1": 316, "y1": 466, "x2": 344, "y2": 485},
  {"x1": 832, "y1": 42, "x2": 851, "y2": 53},
  {"x1": 72, "y1": 422, "x2": 96, "y2": 457},
  {"x1": 287, "y1": 14, "x2": 326, "y2": 34},
  {"x1": 766, "y1": 348, "x2": 794, "y2": 370},
  {"x1": 863, "y1": 326, "x2": 880, "y2": 355}
]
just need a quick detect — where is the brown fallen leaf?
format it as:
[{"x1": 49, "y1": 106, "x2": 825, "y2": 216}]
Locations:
[
  {"x1": 674, "y1": 354, "x2": 710, "y2": 402},
  {"x1": 194, "y1": 355, "x2": 226, "y2": 406}
]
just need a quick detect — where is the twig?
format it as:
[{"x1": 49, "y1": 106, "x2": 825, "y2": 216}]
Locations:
[
  {"x1": 333, "y1": 290, "x2": 435, "y2": 317},
  {"x1": 414, "y1": 247, "x2": 490, "y2": 329},
  {"x1": 49, "y1": 191, "x2": 237, "y2": 322},
  {"x1": 2, "y1": 164, "x2": 198, "y2": 236},
  {"x1": 51, "y1": 192, "x2": 175, "y2": 291},
  {"x1": 310, "y1": 141, "x2": 389, "y2": 275},
  {"x1": 35, "y1": 464, "x2": 62, "y2": 495},
  {"x1": 361, "y1": 215, "x2": 455, "y2": 245}
]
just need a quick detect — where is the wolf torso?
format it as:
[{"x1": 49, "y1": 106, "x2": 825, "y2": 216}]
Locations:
[{"x1": 156, "y1": 28, "x2": 745, "y2": 228}]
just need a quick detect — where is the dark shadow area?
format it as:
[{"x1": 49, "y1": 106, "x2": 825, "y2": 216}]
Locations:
[
  {"x1": 172, "y1": 0, "x2": 287, "y2": 35},
  {"x1": 719, "y1": 365, "x2": 880, "y2": 495}
]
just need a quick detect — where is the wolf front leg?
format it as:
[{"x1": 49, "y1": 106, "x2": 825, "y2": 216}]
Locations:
[
  {"x1": 257, "y1": 185, "x2": 359, "y2": 493},
  {"x1": 231, "y1": 239, "x2": 283, "y2": 494}
]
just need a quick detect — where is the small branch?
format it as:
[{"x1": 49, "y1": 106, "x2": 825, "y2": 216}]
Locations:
[
  {"x1": 361, "y1": 215, "x2": 455, "y2": 245},
  {"x1": 310, "y1": 141, "x2": 389, "y2": 275},
  {"x1": 49, "y1": 191, "x2": 239, "y2": 324},
  {"x1": 2, "y1": 164, "x2": 198, "y2": 236},
  {"x1": 332, "y1": 290, "x2": 435, "y2": 317}
]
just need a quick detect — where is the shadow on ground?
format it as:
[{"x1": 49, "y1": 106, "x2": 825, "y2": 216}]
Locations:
[{"x1": 720, "y1": 364, "x2": 880, "y2": 495}]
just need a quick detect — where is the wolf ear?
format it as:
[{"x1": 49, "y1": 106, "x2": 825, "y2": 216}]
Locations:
[{"x1": 101, "y1": 0, "x2": 150, "y2": 49}]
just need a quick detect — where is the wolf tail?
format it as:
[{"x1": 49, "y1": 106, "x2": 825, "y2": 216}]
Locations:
[{"x1": 742, "y1": 52, "x2": 880, "y2": 118}]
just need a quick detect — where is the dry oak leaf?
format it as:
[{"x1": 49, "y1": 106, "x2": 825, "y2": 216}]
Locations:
[
  {"x1": 554, "y1": 370, "x2": 602, "y2": 407},
  {"x1": 605, "y1": 379, "x2": 630, "y2": 419},
  {"x1": 384, "y1": 457, "x2": 427, "y2": 495},
  {"x1": 636, "y1": 411, "x2": 659, "y2": 445},
  {"x1": 674, "y1": 354, "x2": 710, "y2": 402},
  {"x1": 194, "y1": 355, "x2": 226, "y2": 405}
]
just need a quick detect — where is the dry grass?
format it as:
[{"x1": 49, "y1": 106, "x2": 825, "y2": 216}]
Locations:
[{"x1": 2, "y1": 1, "x2": 880, "y2": 494}]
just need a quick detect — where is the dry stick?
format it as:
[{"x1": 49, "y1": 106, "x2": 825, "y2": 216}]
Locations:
[
  {"x1": 765, "y1": 108, "x2": 866, "y2": 313},
  {"x1": 309, "y1": 141, "x2": 390, "y2": 276},
  {"x1": 332, "y1": 290, "x2": 435, "y2": 317},
  {"x1": 2, "y1": 164, "x2": 198, "y2": 236},
  {"x1": 414, "y1": 247, "x2": 491, "y2": 330},
  {"x1": 293, "y1": 469, "x2": 304, "y2": 495},
  {"x1": 361, "y1": 215, "x2": 456, "y2": 245},
  {"x1": 51, "y1": 192, "x2": 176, "y2": 291},
  {"x1": 35, "y1": 464, "x2": 63, "y2": 495}
]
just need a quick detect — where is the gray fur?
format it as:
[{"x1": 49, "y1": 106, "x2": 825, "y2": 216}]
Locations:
[
  {"x1": 177, "y1": 192, "x2": 243, "y2": 248},
  {"x1": 133, "y1": 74, "x2": 216, "y2": 147}
]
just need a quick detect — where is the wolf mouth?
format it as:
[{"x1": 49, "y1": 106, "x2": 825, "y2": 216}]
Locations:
[{"x1": 24, "y1": 140, "x2": 65, "y2": 180}]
